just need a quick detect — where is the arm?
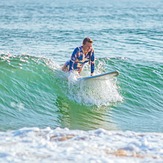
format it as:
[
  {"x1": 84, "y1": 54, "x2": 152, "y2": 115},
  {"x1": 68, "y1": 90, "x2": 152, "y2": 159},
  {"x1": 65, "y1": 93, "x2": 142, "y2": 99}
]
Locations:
[
  {"x1": 69, "y1": 47, "x2": 79, "y2": 71},
  {"x1": 90, "y1": 50, "x2": 95, "y2": 76}
]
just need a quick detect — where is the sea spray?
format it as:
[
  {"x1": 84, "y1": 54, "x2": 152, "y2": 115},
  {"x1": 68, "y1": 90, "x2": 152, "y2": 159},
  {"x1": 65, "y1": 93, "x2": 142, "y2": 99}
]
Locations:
[{"x1": 67, "y1": 71, "x2": 123, "y2": 106}]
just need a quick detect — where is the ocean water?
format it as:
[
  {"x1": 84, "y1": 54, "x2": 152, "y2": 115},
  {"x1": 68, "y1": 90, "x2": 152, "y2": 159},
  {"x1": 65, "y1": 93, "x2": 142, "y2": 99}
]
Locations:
[{"x1": 0, "y1": 0, "x2": 163, "y2": 162}]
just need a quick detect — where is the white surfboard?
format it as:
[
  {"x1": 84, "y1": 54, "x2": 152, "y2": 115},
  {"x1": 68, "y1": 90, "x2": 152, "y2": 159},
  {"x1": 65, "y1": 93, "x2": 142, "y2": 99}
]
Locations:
[{"x1": 78, "y1": 71, "x2": 119, "y2": 81}]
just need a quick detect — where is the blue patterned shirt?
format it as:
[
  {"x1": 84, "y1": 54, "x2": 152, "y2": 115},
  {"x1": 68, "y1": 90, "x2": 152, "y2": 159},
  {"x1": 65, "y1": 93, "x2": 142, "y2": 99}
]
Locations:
[{"x1": 67, "y1": 46, "x2": 95, "y2": 73}]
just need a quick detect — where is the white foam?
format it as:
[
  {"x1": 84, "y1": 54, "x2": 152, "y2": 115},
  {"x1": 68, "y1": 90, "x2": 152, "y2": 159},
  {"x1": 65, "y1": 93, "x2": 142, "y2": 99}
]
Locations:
[
  {"x1": 67, "y1": 71, "x2": 79, "y2": 83},
  {"x1": 67, "y1": 72, "x2": 123, "y2": 106},
  {"x1": 0, "y1": 127, "x2": 163, "y2": 162}
]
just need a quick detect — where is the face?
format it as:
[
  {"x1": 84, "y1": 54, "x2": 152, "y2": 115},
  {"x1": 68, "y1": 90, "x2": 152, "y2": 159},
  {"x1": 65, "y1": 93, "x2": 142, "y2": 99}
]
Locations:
[{"x1": 83, "y1": 42, "x2": 93, "y2": 51}]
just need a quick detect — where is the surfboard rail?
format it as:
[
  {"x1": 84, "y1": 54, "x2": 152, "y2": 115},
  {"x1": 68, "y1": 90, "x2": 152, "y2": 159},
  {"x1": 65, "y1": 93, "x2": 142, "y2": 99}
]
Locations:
[{"x1": 78, "y1": 71, "x2": 119, "y2": 81}]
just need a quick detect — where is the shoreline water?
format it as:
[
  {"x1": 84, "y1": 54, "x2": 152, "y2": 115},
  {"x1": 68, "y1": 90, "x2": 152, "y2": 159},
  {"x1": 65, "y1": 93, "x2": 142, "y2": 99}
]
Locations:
[{"x1": 0, "y1": 127, "x2": 163, "y2": 162}]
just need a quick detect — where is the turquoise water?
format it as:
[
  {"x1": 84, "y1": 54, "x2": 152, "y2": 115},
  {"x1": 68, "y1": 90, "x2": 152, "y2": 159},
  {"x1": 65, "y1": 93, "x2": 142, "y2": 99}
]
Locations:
[{"x1": 0, "y1": 0, "x2": 163, "y2": 132}]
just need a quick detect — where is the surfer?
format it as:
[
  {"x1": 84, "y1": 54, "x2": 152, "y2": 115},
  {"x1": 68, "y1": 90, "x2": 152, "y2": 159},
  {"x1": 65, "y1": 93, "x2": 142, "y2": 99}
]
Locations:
[{"x1": 62, "y1": 37, "x2": 95, "y2": 76}]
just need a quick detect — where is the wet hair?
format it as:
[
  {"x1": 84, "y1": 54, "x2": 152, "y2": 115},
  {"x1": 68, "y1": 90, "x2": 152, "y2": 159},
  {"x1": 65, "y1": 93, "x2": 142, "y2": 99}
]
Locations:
[{"x1": 83, "y1": 37, "x2": 93, "y2": 45}]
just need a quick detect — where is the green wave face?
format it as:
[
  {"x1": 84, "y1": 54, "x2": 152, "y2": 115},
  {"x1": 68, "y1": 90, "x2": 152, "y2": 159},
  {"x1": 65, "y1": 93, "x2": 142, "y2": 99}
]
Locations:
[
  {"x1": 106, "y1": 58, "x2": 163, "y2": 132},
  {"x1": 0, "y1": 55, "x2": 162, "y2": 132}
]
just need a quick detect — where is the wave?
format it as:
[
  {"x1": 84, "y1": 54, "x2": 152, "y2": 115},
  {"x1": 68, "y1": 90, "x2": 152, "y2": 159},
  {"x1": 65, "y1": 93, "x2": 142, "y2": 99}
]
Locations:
[
  {"x1": 0, "y1": 54, "x2": 121, "y2": 130},
  {"x1": 0, "y1": 54, "x2": 162, "y2": 132}
]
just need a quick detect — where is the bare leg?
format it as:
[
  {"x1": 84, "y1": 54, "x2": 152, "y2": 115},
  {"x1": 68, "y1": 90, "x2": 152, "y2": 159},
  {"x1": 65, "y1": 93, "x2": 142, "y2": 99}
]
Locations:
[{"x1": 78, "y1": 67, "x2": 83, "y2": 74}]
